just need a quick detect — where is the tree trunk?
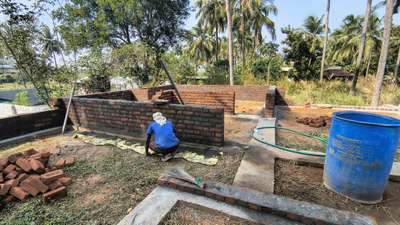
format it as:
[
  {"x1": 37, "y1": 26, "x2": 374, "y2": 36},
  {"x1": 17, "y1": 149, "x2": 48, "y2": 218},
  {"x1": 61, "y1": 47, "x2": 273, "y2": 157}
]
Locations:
[
  {"x1": 215, "y1": 23, "x2": 219, "y2": 62},
  {"x1": 240, "y1": 0, "x2": 245, "y2": 66},
  {"x1": 226, "y1": 0, "x2": 234, "y2": 85},
  {"x1": 350, "y1": 0, "x2": 372, "y2": 95},
  {"x1": 365, "y1": 51, "x2": 372, "y2": 77},
  {"x1": 320, "y1": 0, "x2": 330, "y2": 82},
  {"x1": 371, "y1": 0, "x2": 394, "y2": 106},
  {"x1": 52, "y1": 51, "x2": 58, "y2": 69},
  {"x1": 394, "y1": 44, "x2": 400, "y2": 85}
]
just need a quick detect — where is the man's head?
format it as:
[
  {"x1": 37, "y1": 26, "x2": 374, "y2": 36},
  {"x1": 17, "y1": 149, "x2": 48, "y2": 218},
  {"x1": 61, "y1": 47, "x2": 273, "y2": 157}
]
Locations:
[{"x1": 153, "y1": 112, "x2": 167, "y2": 126}]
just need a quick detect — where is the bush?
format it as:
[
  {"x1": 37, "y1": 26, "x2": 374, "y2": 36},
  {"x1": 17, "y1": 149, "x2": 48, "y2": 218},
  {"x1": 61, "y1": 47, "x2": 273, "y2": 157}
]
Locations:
[
  {"x1": 0, "y1": 74, "x2": 16, "y2": 83},
  {"x1": 13, "y1": 91, "x2": 30, "y2": 106}
]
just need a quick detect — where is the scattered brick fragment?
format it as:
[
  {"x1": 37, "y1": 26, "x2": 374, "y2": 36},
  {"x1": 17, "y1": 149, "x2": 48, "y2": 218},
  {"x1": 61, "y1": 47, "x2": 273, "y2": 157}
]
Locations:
[
  {"x1": 65, "y1": 157, "x2": 76, "y2": 166},
  {"x1": 0, "y1": 173, "x2": 3, "y2": 183},
  {"x1": 54, "y1": 159, "x2": 66, "y2": 169},
  {"x1": 4, "y1": 179, "x2": 18, "y2": 188},
  {"x1": 0, "y1": 157, "x2": 8, "y2": 170},
  {"x1": 16, "y1": 173, "x2": 29, "y2": 185},
  {"x1": 3, "y1": 164, "x2": 16, "y2": 175},
  {"x1": 41, "y1": 170, "x2": 65, "y2": 184},
  {"x1": 43, "y1": 186, "x2": 67, "y2": 203},
  {"x1": 48, "y1": 180, "x2": 63, "y2": 190},
  {"x1": 24, "y1": 148, "x2": 39, "y2": 156},
  {"x1": 40, "y1": 151, "x2": 51, "y2": 159},
  {"x1": 5, "y1": 170, "x2": 19, "y2": 180},
  {"x1": 29, "y1": 159, "x2": 45, "y2": 174},
  {"x1": 16, "y1": 158, "x2": 32, "y2": 172},
  {"x1": 28, "y1": 177, "x2": 49, "y2": 193},
  {"x1": 0, "y1": 183, "x2": 11, "y2": 196},
  {"x1": 58, "y1": 177, "x2": 72, "y2": 186},
  {"x1": 19, "y1": 179, "x2": 40, "y2": 197},
  {"x1": 8, "y1": 153, "x2": 23, "y2": 164},
  {"x1": 10, "y1": 187, "x2": 29, "y2": 200}
]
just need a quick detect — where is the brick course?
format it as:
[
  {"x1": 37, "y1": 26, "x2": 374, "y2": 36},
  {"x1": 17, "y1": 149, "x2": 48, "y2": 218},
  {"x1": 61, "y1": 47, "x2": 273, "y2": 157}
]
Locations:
[
  {"x1": 176, "y1": 85, "x2": 268, "y2": 102},
  {"x1": 62, "y1": 97, "x2": 225, "y2": 146},
  {"x1": 0, "y1": 109, "x2": 64, "y2": 140},
  {"x1": 75, "y1": 90, "x2": 136, "y2": 101}
]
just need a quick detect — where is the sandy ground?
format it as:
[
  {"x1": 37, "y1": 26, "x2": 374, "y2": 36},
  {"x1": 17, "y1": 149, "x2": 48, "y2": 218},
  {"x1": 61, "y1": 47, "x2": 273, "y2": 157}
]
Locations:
[
  {"x1": 235, "y1": 100, "x2": 264, "y2": 115},
  {"x1": 275, "y1": 159, "x2": 400, "y2": 225}
]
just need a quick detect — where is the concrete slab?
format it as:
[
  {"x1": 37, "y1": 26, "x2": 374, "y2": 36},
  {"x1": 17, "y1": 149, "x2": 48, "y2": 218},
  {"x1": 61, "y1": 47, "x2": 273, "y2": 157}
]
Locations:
[
  {"x1": 117, "y1": 186, "x2": 302, "y2": 225},
  {"x1": 233, "y1": 148, "x2": 275, "y2": 193}
]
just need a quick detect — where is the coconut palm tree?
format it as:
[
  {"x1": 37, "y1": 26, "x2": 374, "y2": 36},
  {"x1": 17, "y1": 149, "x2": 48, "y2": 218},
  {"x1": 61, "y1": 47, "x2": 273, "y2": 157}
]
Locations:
[
  {"x1": 303, "y1": 15, "x2": 324, "y2": 52},
  {"x1": 329, "y1": 14, "x2": 381, "y2": 66},
  {"x1": 320, "y1": 0, "x2": 330, "y2": 82},
  {"x1": 350, "y1": 0, "x2": 372, "y2": 95},
  {"x1": 196, "y1": 0, "x2": 226, "y2": 62},
  {"x1": 39, "y1": 25, "x2": 63, "y2": 68},
  {"x1": 235, "y1": 0, "x2": 277, "y2": 65},
  {"x1": 226, "y1": 0, "x2": 234, "y2": 85},
  {"x1": 186, "y1": 26, "x2": 214, "y2": 66},
  {"x1": 372, "y1": 0, "x2": 395, "y2": 106}
]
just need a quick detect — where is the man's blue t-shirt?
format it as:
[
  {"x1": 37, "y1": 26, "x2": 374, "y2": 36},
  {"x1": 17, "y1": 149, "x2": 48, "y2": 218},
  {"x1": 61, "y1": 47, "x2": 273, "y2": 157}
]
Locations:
[{"x1": 146, "y1": 121, "x2": 180, "y2": 149}]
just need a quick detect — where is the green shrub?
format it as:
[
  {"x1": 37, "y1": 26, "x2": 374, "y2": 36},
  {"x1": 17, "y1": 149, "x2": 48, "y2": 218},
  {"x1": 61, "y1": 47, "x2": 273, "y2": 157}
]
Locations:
[{"x1": 13, "y1": 91, "x2": 30, "y2": 106}]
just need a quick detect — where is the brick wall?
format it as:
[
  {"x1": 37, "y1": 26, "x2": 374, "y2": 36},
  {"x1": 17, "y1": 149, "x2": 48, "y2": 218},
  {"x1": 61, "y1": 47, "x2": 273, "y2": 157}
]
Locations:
[
  {"x1": 63, "y1": 98, "x2": 224, "y2": 146},
  {"x1": 180, "y1": 91, "x2": 235, "y2": 114},
  {"x1": 176, "y1": 85, "x2": 268, "y2": 102},
  {"x1": 0, "y1": 109, "x2": 64, "y2": 140},
  {"x1": 76, "y1": 90, "x2": 136, "y2": 101}
]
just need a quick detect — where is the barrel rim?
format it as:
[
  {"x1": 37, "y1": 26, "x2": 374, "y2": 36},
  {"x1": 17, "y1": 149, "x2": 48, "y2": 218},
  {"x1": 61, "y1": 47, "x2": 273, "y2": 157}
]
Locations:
[{"x1": 333, "y1": 111, "x2": 400, "y2": 127}]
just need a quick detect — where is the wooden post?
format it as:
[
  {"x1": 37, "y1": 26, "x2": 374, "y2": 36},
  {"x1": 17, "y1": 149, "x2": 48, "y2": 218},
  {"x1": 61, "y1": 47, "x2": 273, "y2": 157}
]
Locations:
[
  {"x1": 61, "y1": 81, "x2": 77, "y2": 135},
  {"x1": 159, "y1": 60, "x2": 185, "y2": 105}
]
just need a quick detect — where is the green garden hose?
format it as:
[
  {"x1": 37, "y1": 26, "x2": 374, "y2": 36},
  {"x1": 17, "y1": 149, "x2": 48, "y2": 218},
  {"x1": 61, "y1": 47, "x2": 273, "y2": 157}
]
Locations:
[{"x1": 251, "y1": 126, "x2": 328, "y2": 157}]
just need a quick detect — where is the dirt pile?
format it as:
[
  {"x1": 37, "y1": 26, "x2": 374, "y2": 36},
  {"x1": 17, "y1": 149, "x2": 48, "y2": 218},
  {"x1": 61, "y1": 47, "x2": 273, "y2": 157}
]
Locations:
[
  {"x1": 296, "y1": 116, "x2": 331, "y2": 128},
  {"x1": 0, "y1": 149, "x2": 75, "y2": 208}
]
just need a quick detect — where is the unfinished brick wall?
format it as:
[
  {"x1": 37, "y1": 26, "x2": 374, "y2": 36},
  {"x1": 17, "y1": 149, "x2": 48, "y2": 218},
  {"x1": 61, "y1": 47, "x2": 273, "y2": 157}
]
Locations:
[
  {"x1": 0, "y1": 109, "x2": 64, "y2": 140},
  {"x1": 76, "y1": 90, "x2": 136, "y2": 101},
  {"x1": 62, "y1": 98, "x2": 224, "y2": 146},
  {"x1": 176, "y1": 85, "x2": 268, "y2": 102},
  {"x1": 179, "y1": 91, "x2": 235, "y2": 114}
]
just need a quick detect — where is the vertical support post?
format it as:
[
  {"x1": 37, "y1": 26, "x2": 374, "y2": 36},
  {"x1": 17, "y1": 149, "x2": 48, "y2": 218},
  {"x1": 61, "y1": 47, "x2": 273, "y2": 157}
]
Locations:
[
  {"x1": 61, "y1": 81, "x2": 76, "y2": 135},
  {"x1": 159, "y1": 60, "x2": 185, "y2": 105}
]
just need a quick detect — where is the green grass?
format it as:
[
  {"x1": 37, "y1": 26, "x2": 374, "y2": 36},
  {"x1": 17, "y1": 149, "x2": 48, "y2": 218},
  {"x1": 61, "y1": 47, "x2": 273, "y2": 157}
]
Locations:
[{"x1": 273, "y1": 76, "x2": 400, "y2": 106}]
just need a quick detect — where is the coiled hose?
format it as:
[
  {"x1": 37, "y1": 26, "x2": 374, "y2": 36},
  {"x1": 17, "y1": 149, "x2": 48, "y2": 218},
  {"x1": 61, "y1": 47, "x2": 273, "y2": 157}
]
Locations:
[{"x1": 251, "y1": 126, "x2": 328, "y2": 157}]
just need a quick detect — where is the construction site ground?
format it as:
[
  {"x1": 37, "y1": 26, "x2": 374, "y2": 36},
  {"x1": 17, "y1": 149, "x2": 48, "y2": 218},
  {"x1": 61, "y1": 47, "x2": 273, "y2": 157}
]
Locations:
[{"x1": 0, "y1": 114, "x2": 255, "y2": 225}]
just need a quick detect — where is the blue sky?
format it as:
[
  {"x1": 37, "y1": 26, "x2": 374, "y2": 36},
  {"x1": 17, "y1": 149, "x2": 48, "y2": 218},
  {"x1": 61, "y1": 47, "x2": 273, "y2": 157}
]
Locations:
[{"x1": 185, "y1": 0, "x2": 400, "y2": 44}]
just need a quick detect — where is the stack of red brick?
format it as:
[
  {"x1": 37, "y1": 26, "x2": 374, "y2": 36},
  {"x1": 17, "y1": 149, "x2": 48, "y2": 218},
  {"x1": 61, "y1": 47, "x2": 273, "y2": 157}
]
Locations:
[
  {"x1": 0, "y1": 149, "x2": 75, "y2": 208},
  {"x1": 296, "y1": 116, "x2": 332, "y2": 128}
]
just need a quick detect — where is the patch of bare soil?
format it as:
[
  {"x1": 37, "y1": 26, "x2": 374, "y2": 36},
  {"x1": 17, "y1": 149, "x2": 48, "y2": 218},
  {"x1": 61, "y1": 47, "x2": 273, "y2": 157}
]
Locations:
[
  {"x1": 235, "y1": 100, "x2": 264, "y2": 115},
  {"x1": 224, "y1": 116, "x2": 258, "y2": 144},
  {"x1": 275, "y1": 159, "x2": 400, "y2": 225},
  {"x1": 160, "y1": 201, "x2": 261, "y2": 225}
]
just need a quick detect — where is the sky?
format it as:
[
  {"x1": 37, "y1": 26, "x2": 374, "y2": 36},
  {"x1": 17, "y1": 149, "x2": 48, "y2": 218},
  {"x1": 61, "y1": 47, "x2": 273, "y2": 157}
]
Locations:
[{"x1": 185, "y1": 0, "x2": 400, "y2": 45}]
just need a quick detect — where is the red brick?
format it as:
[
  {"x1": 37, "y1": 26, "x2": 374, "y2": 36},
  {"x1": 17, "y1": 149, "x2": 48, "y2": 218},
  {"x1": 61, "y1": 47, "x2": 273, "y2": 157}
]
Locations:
[
  {"x1": 27, "y1": 177, "x2": 48, "y2": 193},
  {"x1": 4, "y1": 179, "x2": 18, "y2": 187},
  {"x1": 40, "y1": 151, "x2": 52, "y2": 159},
  {"x1": 16, "y1": 173, "x2": 29, "y2": 185},
  {"x1": 48, "y1": 180, "x2": 63, "y2": 190},
  {"x1": 7, "y1": 154, "x2": 22, "y2": 164},
  {"x1": 58, "y1": 177, "x2": 72, "y2": 186},
  {"x1": 24, "y1": 148, "x2": 39, "y2": 156},
  {"x1": 0, "y1": 173, "x2": 3, "y2": 183},
  {"x1": 19, "y1": 179, "x2": 40, "y2": 197},
  {"x1": 16, "y1": 158, "x2": 32, "y2": 172},
  {"x1": 42, "y1": 186, "x2": 67, "y2": 203},
  {"x1": 65, "y1": 157, "x2": 76, "y2": 166},
  {"x1": 0, "y1": 157, "x2": 8, "y2": 170},
  {"x1": 10, "y1": 187, "x2": 29, "y2": 200},
  {"x1": 1, "y1": 195, "x2": 14, "y2": 204},
  {"x1": 29, "y1": 159, "x2": 45, "y2": 174},
  {"x1": 29, "y1": 153, "x2": 42, "y2": 161},
  {"x1": 0, "y1": 183, "x2": 11, "y2": 196},
  {"x1": 3, "y1": 164, "x2": 16, "y2": 175},
  {"x1": 5, "y1": 170, "x2": 19, "y2": 180},
  {"x1": 40, "y1": 170, "x2": 65, "y2": 184},
  {"x1": 54, "y1": 159, "x2": 66, "y2": 169}
]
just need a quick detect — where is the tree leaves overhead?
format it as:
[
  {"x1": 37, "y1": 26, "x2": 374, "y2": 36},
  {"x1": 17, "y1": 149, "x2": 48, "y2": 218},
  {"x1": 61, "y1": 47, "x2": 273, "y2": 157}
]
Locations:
[{"x1": 55, "y1": 0, "x2": 190, "y2": 52}]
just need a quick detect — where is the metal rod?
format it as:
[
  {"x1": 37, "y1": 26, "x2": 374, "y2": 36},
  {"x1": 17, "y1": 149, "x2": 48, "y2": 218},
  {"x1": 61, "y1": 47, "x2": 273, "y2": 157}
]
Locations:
[{"x1": 159, "y1": 60, "x2": 184, "y2": 105}]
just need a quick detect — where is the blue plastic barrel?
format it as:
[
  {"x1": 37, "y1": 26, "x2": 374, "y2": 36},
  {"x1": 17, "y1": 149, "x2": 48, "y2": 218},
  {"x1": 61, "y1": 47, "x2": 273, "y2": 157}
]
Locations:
[{"x1": 324, "y1": 111, "x2": 400, "y2": 204}]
